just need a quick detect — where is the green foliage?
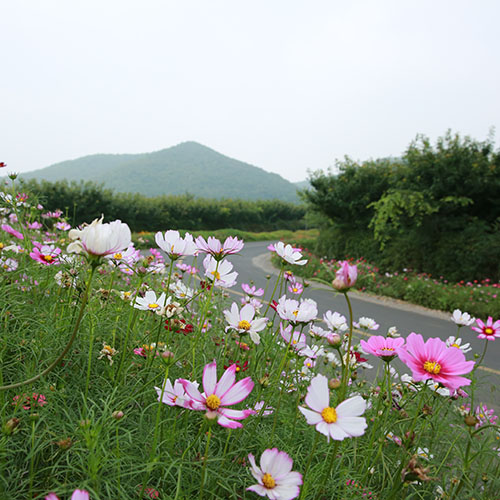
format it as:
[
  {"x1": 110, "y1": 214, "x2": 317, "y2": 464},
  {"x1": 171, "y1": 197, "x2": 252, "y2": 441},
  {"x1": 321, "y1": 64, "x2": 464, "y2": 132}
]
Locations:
[
  {"x1": 20, "y1": 179, "x2": 307, "y2": 233},
  {"x1": 302, "y1": 131, "x2": 500, "y2": 282},
  {"x1": 18, "y1": 141, "x2": 302, "y2": 202}
]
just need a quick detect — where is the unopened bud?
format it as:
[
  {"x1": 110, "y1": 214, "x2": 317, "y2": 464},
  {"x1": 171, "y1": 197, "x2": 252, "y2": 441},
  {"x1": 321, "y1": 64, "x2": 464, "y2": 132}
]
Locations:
[
  {"x1": 79, "y1": 419, "x2": 91, "y2": 428},
  {"x1": 259, "y1": 375, "x2": 270, "y2": 388},
  {"x1": 266, "y1": 275, "x2": 271, "y2": 280},
  {"x1": 161, "y1": 350, "x2": 174, "y2": 360},
  {"x1": 328, "y1": 378, "x2": 341, "y2": 390},
  {"x1": 56, "y1": 437, "x2": 72, "y2": 450},
  {"x1": 112, "y1": 410, "x2": 124, "y2": 420},
  {"x1": 350, "y1": 371, "x2": 358, "y2": 381},
  {"x1": 3, "y1": 417, "x2": 20, "y2": 435},
  {"x1": 327, "y1": 333, "x2": 342, "y2": 347},
  {"x1": 138, "y1": 266, "x2": 147, "y2": 275},
  {"x1": 464, "y1": 415, "x2": 478, "y2": 427}
]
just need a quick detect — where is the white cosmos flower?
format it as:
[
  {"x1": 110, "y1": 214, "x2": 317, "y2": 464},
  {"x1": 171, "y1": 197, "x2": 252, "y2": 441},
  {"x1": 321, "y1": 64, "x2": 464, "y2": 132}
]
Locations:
[
  {"x1": 133, "y1": 290, "x2": 168, "y2": 313},
  {"x1": 67, "y1": 217, "x2": 131, "y2": 257},
  {"x1": 169, "y1": 280, "x2": 194, "y2": 300},
  {"x1": 324, "y1": 311, "x2": 348, "y2": 332},
  {"x1": 276, "y1": 296, "x2": 317, "y2": 325},
  {"x1": 155, "y1": 230, "x2": 198, "y2": 259},
  {"x1": 451, "y1": 309, "x2": 475, "y2": 327},
  {"x1": 299, "y1": 374, "x2": 367, "y2": 441},
  {"x1": 446, "y1": 336, "x2": 472, "y2": 353},
  {"x1": 224, "y1": 302, "x2": 267, "y2": 345},
  {"x1": 273, "y1": 241, "x2": 308, "y2": 266},
  {"x1": 203, "y1": 255, "x2": 238, "y2": 288},
  {"x1": 354, "y1": 317, "x2": 380, "y2": 331}
]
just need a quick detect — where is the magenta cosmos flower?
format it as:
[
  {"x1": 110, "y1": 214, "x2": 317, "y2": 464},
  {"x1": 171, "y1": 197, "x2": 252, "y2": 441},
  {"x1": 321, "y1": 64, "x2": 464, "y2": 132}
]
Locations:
[
  {"x1": 195, "y1": 235, "x2": 244, "y2": 260},
  {"x1": 471, "y1": 316, "x2": 500, "y2": 340},
  {"x1": 331, "y1": 261, "x2": 357, "y2": 291},
  {"x1": 360, "y1": 336, "x2": 405, "y2": 362},
  {"x1": 396, "y1": 333, "x2": 475, "y2": 391},
  {"x1": 45, "y1": 489, "x2": 89, "y2": 500},
  {"x1": 29, "y1": 242, "x2": 62, "y2": 265},
  {"x1": 247, "y1": 448, "x2": 303, "y2": 500},
  {"x1": 299, "y1": 374, "x2": 367, "y2": 441},
  {"x1": 179, "y1": 360, "x2": 255, "y2": 428},
  {"x1": 1, "y1": 223, "x2": 23, "y2": 240}
]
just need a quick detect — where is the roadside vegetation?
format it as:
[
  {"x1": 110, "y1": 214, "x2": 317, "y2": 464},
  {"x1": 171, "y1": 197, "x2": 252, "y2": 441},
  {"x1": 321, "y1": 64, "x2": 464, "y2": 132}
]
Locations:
[{"x1": 0, "y1": 177, "x2": 499, "y2": 499}]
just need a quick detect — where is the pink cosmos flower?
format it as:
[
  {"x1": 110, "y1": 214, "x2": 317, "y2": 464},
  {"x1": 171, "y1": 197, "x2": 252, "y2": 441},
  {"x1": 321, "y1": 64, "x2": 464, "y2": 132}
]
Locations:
[
  {"x1": 45, "y1": 490, "x2": 89, "y2": 500},
  {"x1": 396, "y1": 333, "x2": 475, "y2": 391},
  {"x1": 331, "y1": 261, "x2": 357, "y2": 291},
  {"x1": 288, "y1": 281, "x2": 303, "y2": 295},
  {"x1": 29, "y1": 242, "x2": 62, "y2": 265},
  {"x1": 0, "y1": 257, "x2": 18, "y2": 271},
  {"x1": 299, "y1": 374, "x2": 367, "y2": 441},
  {"x1": 242, "y1": 283, "x2": 265, "y2": 297},
  {"x1": 247, "y1": 448, "x2": 303, "y2": 500},
  {"x1": 471, "y1": 316, "x2": 500, "y2": 340},
  {"x1": 27, "y1": 221, "x2": 43, "y2": 230},
  {"x1": 179, "y1": 360, "x2": 255, "y2": 428},
  {"x1": 195, "y1": 235, "x2": 244, "y2": 260},
  {"x1": 360, "y1": 336, "x2": 405, "y2": 361},
  {"x1": 55, "y1": 221, "x2": 71, "y2": 231},
  {"x1": 1, "y1": 223, "x2": 23, "y2": 239}
]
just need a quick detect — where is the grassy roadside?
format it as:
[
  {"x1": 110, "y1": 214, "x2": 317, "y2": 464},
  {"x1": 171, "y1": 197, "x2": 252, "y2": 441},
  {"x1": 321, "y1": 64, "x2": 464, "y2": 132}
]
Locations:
[{"x1": 273, "y1": 242, "x2": 500, "y2": 319}]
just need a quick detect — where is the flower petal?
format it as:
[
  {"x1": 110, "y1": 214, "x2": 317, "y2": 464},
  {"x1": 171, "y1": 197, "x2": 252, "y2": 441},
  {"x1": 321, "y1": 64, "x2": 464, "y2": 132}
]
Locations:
[{"x1": 202, "y1": 360, "x2": 218, "y2": 395}]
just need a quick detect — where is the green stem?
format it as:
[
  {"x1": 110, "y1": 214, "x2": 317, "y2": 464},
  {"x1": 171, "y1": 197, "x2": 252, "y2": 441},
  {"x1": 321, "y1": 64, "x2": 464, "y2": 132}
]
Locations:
[
  {"x1": 299, "y1": 431, "x2": 321, "y2": 499},
  {"x1": 339, "y1": 291, "x2": 354, "y2": 401},
  {"x1": 199, "y1": 425, "x2": 212, "y2": 500}
]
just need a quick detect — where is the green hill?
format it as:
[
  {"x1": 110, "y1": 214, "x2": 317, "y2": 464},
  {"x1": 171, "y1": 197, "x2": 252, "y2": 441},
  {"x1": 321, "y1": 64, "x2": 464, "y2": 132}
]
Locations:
[{"x1": 19, "y1": 142, "x2": 302, "y2": 202}]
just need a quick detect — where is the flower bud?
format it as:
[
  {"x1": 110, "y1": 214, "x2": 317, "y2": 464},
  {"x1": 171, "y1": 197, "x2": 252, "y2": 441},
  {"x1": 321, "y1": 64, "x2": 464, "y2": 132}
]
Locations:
[
  {"x1": 3, "y1": 417, "x2": 20, "y2": 435},
  {"x1": 328, "y1": 378, "x2": 341, "y2": 390},
  {"x1": 56, "y1": 437, "x2": 72, "y2": 450},
  {"x1": 327, "y1": 333, "x2": 342, "y2": 347},
  {"x1": 259, "y1": 375, "x2": 270, "y2": 387},
  {"x1": 112, "y1": 410, "x2": 124, "y2": 420},
  {"x1": 464, "y1": 415, "x2": 478, "y2": 427},
  {"x1": 161, "y1": 350, "x2": 174, "y2": 360}
]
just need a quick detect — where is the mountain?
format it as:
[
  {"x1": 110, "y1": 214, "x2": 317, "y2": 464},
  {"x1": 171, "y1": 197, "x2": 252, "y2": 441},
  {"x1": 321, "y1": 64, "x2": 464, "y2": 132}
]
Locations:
[{"x1": 19, "y1": 142, "x2": 302, "y2": 202}]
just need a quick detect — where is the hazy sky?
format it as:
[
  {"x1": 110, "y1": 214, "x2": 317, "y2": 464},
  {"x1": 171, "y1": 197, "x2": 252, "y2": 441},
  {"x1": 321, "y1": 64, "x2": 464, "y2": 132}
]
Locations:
[{"x1": 2, "y1": 1, "x2": 499, "y2": 182}]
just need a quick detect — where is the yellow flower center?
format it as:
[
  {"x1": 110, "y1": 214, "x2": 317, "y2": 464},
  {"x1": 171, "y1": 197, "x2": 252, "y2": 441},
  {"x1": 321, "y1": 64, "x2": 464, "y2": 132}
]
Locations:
[
  {"x1": 148, "y1": 303, "x2": 160, "y2": 309},
  {"x1": 292, "y1": 339, "x2": 298, "y2": 344},
  {"x1": 43, "y1": 255, "x2": 53, "y2": 262},
  {"x1": 381, "y1": 347, "x2": 394, "y2": 352},
  {"x1": 0, "y1": 242, "x2": 4, "y2": 249},
  {"x1": 123, "y1": 292, "x2": 131, "y2": 298},
  {"x1": 321, "y1": 406, "x2": 338, "y2": 423},
  {"x1": 485, "y1": 327, "x2": 494, "y2": 335},
  {"x1": 211, "y1": 271, "x2": 221, "y2": 280},
  {"x1": 102, "y1": 345, "x2": 113, "y2": 355},
  {"x1": 292, "y1": 310, "x2": 299, "y2": 317},
  {"x1": 114, "y1": 253, "x2": 122, "y2": 259},
  {"x1": 205, "y1": 394, "x2": 221, "y2": 410},
  {"x1": 293, "y1": 287, "x2": 299, "y2": 292},
  {"x1": 424, "y1": 361, "x2": 441, "y2": 374},
  {"x1": 262, "y1": 473, "x2": 276, "y2": 489},
  {"x1": 238, "y1": 320, "x2": 251, "y2": 331},
  {"x1": 451, "y1": 343, "x2": 460, "y2": 348}
]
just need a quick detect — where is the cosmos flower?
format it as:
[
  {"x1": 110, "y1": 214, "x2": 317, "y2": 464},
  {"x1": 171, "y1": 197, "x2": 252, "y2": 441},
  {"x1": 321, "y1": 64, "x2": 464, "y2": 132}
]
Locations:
[
  {"x1": 323, "y1": 311, "x2": 348, "y2": 332},
  {"x1": 155, "y1": 378, "x2": 198, "y2": 408},
  {"x1": 272, "y1": 241, "x2": 308, "y2": 266},
  {"x1": 133, "y1": 290, "x2": 168, "y2": 313},
  {"x1": 471, "y1": 317, "x2": 500, "y2": 341},
  {"x1": 288, "y1": 281, "x2": 303, "y2": 295},
  {"x1": 354, "y1": 317, "x2": 380, "y2": 331},
  {"x1": 1, "y1": 223, "x2": 23, "y2": 240},
  {"x1": 0, "y1": 257, "x2": 18, "y2": 272},
  {"x1": 299, "y1": 374, "x2": 367, "y2": 441},
  {"x1": 445, "y1": 336, "x2": 472, "y2": 353},
  {"x1": 27, "y1": 221, "x2": 43, "y2": 230},
  {"x1": 29, "y1": 242, "x2": 62, "y2": 265},
  {"x1": 55, "y1": 221, "x2": 71, "y2": 231},
  {"x1": 196, "y1": 235, "x2": 244, "y2": 260},
  {"x1": 242, "y1": 283, "x2": 265, "y2": 297},
  {"x1": 396, "y1": 333, "x2": 475, "y2": 391},
  {"x1": 45, "y1": 490, "x2": 89, "y2": 500},
  {"x1": 451, "y1": 309, "x2": 475, "y2": 326},
  {"x1": 247, "y1": 448, "x2": 302, "y2": 500},
  {"x1": 203, "y1": 255, "x2": 238, "y2": 287},
  {"x1": 331, "y1": 261, "x2": 357, "y2": 291},
  {"x1": 360, "y1": 336, "x2": 405, "y2": 361},
  {"x1": 155, "y1": 230, "x2": 198, "y2": 259},
  {"x1": 224, "y1": 302, "x2": 267, "y2": 345},
  {"x1": 179, "y1": 360, "x2": 254, "y2": 428},
  {"x1": 276, "y1": 296, "x2": 317, "y2": 325},
  {"x1": 67, "y1": 217, "x2": 131, "y2": 257}
]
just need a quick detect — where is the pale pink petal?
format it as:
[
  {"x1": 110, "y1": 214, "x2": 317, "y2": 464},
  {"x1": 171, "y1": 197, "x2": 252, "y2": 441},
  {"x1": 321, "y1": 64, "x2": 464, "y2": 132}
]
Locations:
[
  {"x1": 219, "y1": 377, "x2": 254, "y2": 405},
  {"x1": 45, "y1": 495, "x2": 59, "y2": 500},
  {"x1": 336, "y1": 416, "x2": 367, "y2": 437},
  {"x1": 335, "y1": 395, "x2": 366, "y2": 418},
  {"x1": 202, "y1": 360, "x2": 218, "y2": 395},
  {"x1": 216, "y1": 415, "x2": 242, "y2": 429},
  {"x1": 240, "y1": 303, "x2": 256, "y2": 322},
  {"x1": 268, "y1": 450, "x2": 293, "y2": 479},
  {"x1": 298, "y1": 406, "x2": 323, "y2": 425},
  {"x1": 327, "y1": 423, "x2": 350, "y2": 441},
  {"x1": 71, "y1": 491, "x2": 90, "y2": 500},
  {"x1": 260, "y1": 448, "x2": 280, "y2": 473},
  {"x1": 273, "y1": 482, "x2": 302, "y2": 500},
  {"x1": 247, "y1": 453, "x2": 262, "y2": 482},
  {"x1": 304, "y1": 374, "x2": 329, "y2": 412},
  {"x1": 215, "y1": 364, "x2": 236, "y2": 396},
  {"x1": 219, "y1": 408, "x2": 254, "y2": 420},
  {"x1": 247, "y1": 484, "x2": 269, "y2": 497},
  {"x1": 179, "y1": 379, "x2": 204, "y2": 404}
]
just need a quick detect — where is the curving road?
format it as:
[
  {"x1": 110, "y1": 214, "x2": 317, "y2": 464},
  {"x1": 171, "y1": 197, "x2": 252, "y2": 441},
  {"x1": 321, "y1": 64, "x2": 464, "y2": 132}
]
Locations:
[{"x1": 225, "y1": 241, "x2": 500, "y2": 410}]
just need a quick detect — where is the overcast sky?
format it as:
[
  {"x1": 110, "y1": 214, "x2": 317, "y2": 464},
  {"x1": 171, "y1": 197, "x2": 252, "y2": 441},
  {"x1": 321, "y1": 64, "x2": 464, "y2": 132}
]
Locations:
[{"x1": 1, "y1": 1, "x2": 499, "y2": 182}]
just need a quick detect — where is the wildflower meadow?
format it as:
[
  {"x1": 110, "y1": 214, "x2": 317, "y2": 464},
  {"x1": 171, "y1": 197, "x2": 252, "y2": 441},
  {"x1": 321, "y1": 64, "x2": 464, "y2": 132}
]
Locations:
[{"x1": 0, "y1": 179, "x2": 499, "y2": 499}]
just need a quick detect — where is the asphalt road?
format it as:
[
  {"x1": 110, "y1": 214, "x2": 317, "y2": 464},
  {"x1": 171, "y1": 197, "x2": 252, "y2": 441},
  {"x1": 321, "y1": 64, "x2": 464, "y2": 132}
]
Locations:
[{"x1": 222, "y1": 241, "x2": 500, "y2": 411}]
